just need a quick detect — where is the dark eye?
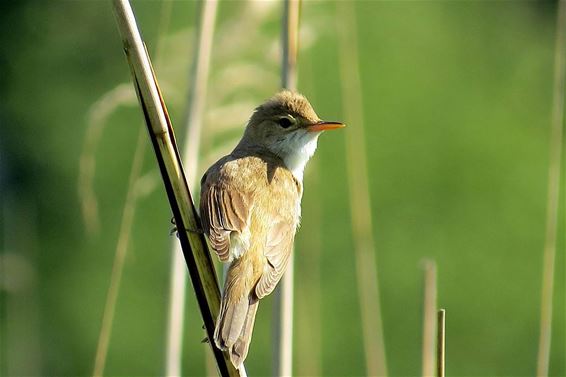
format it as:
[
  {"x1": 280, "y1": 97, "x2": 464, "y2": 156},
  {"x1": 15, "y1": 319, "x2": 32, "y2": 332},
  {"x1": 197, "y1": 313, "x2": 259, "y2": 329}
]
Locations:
[{"x1": 278, "y1": 117, "x2": 293, "y2": 129}]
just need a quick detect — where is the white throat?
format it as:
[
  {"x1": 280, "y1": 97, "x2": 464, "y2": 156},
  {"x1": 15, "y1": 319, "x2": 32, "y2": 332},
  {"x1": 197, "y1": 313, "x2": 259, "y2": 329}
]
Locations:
[{"x1": 277, "y1": 131, "x2": 320, "y2": 182}]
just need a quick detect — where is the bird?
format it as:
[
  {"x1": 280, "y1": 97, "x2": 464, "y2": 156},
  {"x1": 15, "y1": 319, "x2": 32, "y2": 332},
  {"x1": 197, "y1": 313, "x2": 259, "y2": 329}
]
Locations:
[{"x1": 199, "y1": 90, "x2": 344, "y2": 368}]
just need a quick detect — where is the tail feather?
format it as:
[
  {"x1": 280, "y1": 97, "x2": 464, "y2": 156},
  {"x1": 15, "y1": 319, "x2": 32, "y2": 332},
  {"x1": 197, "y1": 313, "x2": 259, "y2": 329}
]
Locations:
[
  {"x1": 230, "y1": 298, "x2": 259, "y2": 367},
  {"x1": 214, "y1": 295, "x2": 259, "y2": 368},
  {"x1": 219, "y1": 295, "x2": 248, "y2": 349}
]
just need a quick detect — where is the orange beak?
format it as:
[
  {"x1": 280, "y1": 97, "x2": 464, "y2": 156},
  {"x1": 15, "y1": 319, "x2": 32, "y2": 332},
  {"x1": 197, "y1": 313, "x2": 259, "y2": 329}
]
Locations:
[{"x1": 306, "y1": 121, "x2": 346, "y2": 132}]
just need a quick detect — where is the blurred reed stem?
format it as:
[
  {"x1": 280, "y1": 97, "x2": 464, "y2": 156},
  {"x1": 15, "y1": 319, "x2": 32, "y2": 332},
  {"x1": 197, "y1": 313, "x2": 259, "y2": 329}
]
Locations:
[
  {"x1": 272, "y1": 1, "x2": 300, "y2": 376},
  {"x1": 295, "y1": 55, "x2": 322, "y2": 377},
  {"x1": 91, "y1": 3, "x2": 172, "y2": 376},
  {"x1": 181, "y1": 0, "x2": 218, "y2": 189},
  {"x1": 421, "y1": 260, "x2": 437, "y2": 377},
  {"x1": 336, "y1": 1, "x2": 388, "y2": 376},
  {"x1": 295, "y1": 159, "x2": 323, "y2": 377},
  {"x1": 111, "y1": 0, "x2": 240, "y2": 375},
  {"x1": 165, "y1": 1, "x2": 218, "y2": 376},
  {"x1": 536, "y1": 1, "x2": 566, "y2": 376},
  {"x1": 92, "y1": 129, "x2": 146, "y2": 377},
  {"x1": 437, "y1": 309, "x2": 445, "y2": 377}
]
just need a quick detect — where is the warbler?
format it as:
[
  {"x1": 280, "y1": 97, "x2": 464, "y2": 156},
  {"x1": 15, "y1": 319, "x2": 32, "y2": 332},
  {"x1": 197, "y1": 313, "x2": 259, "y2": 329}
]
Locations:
[{"x1": 200, "y1": 90, "x2": 344, "y2": 368}]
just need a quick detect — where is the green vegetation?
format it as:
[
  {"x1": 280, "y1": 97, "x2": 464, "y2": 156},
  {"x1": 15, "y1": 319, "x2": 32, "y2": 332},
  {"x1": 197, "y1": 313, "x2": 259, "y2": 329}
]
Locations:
[{"x1": 0, "y1": 1, "x2": 563, "y2": 376}]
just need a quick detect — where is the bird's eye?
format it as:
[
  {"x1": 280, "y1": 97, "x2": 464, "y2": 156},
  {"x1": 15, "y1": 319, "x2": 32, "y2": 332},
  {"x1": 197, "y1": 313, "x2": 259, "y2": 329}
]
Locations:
[{"x1": 278, "y1": 117, "x2": 294, "y2": 129}]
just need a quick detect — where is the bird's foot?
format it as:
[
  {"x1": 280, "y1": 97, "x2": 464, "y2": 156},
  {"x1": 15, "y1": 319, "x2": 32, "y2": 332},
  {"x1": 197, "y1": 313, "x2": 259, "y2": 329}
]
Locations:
[{"x1": 170, "y1": 216, "x2": 204, "y2": 237}]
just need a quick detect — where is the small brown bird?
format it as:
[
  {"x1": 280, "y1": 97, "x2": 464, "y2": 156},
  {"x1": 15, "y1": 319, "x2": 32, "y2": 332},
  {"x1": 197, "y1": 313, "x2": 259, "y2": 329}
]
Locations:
[{"x1": 200, "y1": 90, "x2": 344, "y2": 368}]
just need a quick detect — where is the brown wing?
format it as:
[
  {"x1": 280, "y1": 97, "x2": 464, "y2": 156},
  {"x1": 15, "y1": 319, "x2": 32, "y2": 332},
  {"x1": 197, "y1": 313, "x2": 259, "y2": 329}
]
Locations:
[
  {"x1": 200, "y1": 182, "x2": 251, "y2": 262},
  {"x1": 254, "y1": 220, "x2": 295, "y2": 299}
]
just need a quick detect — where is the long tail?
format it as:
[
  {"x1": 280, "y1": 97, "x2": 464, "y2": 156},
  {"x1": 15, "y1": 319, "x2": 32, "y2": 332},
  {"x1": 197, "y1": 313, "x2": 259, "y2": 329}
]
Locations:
[{"x1": 214, "y1": 282, "x2": 259, "y2": 368}]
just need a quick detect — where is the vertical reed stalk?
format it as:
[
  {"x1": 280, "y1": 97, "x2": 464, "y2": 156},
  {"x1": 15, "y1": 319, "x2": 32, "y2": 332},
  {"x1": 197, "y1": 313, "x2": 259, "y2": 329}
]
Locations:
[
  {"x1": 165, "y1": 1, "x2": 218, "y2": 375},
  {"x1": 273, "y1": 1, "x2": 300, "y2": 376},
  {"x1": 437, "y1": 309, "x2": 445, "y2": 377},
  {"x1": 421, "y1": 260, "x2": 437, "y2": 377},
  {"x1": 295, "y1": 159, "x2": 323, "y2": 377},
  {"x1": 336, "y1": 1, "x2": 388, "y2": 375},
  {"x1": 91, "y1": 3, "x2": 172, "y2": 376},
  {"x1": 92, "y1": 129, "x2": 147, "y2": 377},
  {"x1": 295, "y1": 56, "x2": 322, "y2": 377},
  {"x1": 111, "y1": 0, "x2": 240, "y2": 375},
  {"x1": 536, "y1": 2, "x2": 566, "y2": 376}
]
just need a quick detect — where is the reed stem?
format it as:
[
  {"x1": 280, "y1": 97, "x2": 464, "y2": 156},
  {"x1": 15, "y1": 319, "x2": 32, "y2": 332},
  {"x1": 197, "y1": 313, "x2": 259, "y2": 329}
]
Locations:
[
  {"x1": 272, "y1": 1, "x2": 300, "y2": 376},
  {"x1": 421, "y1": 261, "x2": 437, "y2": 377},
  {"x1": 437, "y1": 309, "x2": 445, "y2": 377},
  {"x1": 536, "y1": 2, "x2": 566, "y2": 376},
  {"x1": 336, "y1": 2, "x2": 388, "y2": 375},
  {"x1": 92, "y1": 129, "x2": 146, "y2": 377},
  {"x1": 165, "y1": 1, "x2": 218, "y2": 375},
  {"x1": 111, "y1": 1, "x2": 240, "y2": 375},
  {"x1": 91, "y1": 3, "x2": 172, "y2": 375}
]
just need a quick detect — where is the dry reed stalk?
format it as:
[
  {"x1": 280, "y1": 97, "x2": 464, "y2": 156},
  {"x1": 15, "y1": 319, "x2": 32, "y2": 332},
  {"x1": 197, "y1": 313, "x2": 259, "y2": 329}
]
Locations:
[
  {"x1": 92, "y1": 129, "x2": 146, "y2": 377},
  {"x1": 536, "y1": 1, "x2": 566, "y2": 376},
  {"x1": 295, "y1": 159, "x2": 323, "y2": 377},
  {"x1": 437, "y1": 309, "x2": 445, "y2": 377},
  {"x1": 272, "y1": 1, "x2": 300, "y2": 376},
  {"x1": 165, "y1": 250, "x2": 187, "y2": 376},
  {"x1": 294, "y1": 55, "x2": 322, "y2": 376},
  {"x1": 91, "y1": 3, "x2": 172, "y2": 376},
  {"x1": 111, "y1": 0, "x2": 240, "y2": 375},
  {"x1": 281, "y1": 0, "x2": 299, "y2": 91},
  {"x1": 335, "y1": 2, "x2": 388, "y2": 375},
  {"x1": 79, "y1": 84, "x2": 137, "y2": 236},
  {"x1": 421, "y1": 260, "x2": 437, "y2": 377},
  {"x1": 182, "y1": 0, "x2": 218, "y2": 189},
  {"x1": 165, "y1": 1, "x2": 218, "y2": 376}
]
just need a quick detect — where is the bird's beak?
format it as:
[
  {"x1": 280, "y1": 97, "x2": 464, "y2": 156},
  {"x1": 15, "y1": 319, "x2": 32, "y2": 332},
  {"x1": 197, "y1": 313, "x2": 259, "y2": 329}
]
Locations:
[{"x1": 306, "y1": 121, "x2": 346, "y2": 132}]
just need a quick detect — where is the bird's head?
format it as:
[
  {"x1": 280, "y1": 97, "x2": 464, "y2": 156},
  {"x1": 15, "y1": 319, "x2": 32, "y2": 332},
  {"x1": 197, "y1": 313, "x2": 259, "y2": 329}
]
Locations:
[{"x1": 237, "y1": 90, "x2": 344, "y2": 180}]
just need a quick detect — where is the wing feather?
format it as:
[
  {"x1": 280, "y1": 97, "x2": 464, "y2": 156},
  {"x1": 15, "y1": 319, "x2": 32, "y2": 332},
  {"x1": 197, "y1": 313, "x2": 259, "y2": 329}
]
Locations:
[
  {"x1": 255, "y1": 220, "x2": 295, "y2": 299},
  {"x1": 200, "y1": 181, "x2": 251, "y2": 262}
]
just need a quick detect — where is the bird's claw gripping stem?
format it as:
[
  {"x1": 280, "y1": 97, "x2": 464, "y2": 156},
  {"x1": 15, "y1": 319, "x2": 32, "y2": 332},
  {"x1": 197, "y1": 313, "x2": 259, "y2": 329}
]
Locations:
[{"x1": 170, "y1": 216, "x2": 204, "y2": 237}]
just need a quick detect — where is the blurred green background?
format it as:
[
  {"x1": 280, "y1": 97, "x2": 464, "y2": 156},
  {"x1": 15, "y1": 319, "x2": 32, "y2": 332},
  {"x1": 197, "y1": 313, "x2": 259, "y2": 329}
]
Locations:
[{"x1": 1, "y1": 1, "x2": 564, "y2": 376}]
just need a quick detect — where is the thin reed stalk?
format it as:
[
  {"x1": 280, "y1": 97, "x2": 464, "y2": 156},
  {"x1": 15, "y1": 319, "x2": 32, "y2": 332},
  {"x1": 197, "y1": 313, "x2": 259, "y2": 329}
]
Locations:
[
  {"x1": 111, "y1": 1, "x2": 240, "y2": 375},
  {"x1": 272, "y1": 1, "x2": 300, "y2": 376},
  {"x1": 336, "y1": 2, "x2": 388, "y2": 375},
  {"x1": 79, "y1": 84, "x2": 136, "y2": 236},
  {"x1": 91, "y1": 3, "x2": 172, "y2": 376},
  {"x1": 295, "y1": 55, "x2": 322, "y2": 377},
  {"x1": 165, "y1": 1, "x2": 218, "y2": 376},
  {"x1": 437, "y1": 309, "x2": 445, "y2": 377},
  {"x1": 295, "y1": 159, "x2": 323, "y2": 377},
  {"x1": 92, "y1": 129, "x2": 146, "y2": 377},
  {"x1": 536, "y1": 1, "x2": 566, "y2": 376},
  {"x1": 421, "y1": 260, "x2": 437, "y2": 377}
]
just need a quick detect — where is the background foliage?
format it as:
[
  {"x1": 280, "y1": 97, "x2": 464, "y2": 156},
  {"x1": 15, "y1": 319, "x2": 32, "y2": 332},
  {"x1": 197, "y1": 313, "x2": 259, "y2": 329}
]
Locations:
[{"x1": 0, "y1": 1, "x2": 564, "y2": 376}]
